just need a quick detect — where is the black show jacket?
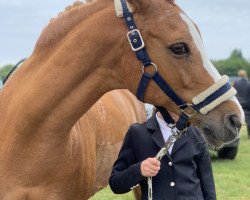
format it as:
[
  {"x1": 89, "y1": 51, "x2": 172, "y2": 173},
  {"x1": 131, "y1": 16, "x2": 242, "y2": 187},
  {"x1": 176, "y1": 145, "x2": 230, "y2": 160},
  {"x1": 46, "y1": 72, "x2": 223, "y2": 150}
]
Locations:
[
  {"x1": 234, "y1": 78, "x2": 250, "y2": 113},
  {"x1": 109, "y1": 115, "x2": 216, "y2": 200}
]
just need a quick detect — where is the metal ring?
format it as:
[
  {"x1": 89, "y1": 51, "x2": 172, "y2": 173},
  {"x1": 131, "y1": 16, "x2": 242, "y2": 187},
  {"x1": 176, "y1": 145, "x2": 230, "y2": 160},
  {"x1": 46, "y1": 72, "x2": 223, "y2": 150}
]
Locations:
[{"x1": 142, "y1": 62, "x2": 158, "y2": 75}]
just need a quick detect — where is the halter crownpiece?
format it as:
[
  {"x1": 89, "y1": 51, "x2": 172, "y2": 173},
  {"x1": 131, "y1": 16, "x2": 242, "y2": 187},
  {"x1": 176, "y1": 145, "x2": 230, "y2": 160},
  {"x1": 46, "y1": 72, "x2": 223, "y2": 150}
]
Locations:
[{"x1": 114, "y1": 0, "x2": 134, "y2": 17}]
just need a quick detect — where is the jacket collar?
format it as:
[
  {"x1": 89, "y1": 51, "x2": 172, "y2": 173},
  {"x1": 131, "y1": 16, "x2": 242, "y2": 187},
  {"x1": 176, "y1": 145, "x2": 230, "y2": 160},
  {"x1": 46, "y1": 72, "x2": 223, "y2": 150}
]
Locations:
[
  {"x1": 147, "y1": 115, "x2": 189, "y2": 155},
  {"x1": 171, "y1": 134, "x2": 189, "y2": 155},
  {"x1": 146, "y1": 114, "x2": 159, "y2": 131}
]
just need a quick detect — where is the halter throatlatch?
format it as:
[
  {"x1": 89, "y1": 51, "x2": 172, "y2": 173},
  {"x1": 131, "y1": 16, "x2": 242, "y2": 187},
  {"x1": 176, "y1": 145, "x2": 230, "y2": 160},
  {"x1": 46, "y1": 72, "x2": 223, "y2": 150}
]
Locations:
[{"x1": 115, "y1": 0, "x2": 237, "y2": 199}]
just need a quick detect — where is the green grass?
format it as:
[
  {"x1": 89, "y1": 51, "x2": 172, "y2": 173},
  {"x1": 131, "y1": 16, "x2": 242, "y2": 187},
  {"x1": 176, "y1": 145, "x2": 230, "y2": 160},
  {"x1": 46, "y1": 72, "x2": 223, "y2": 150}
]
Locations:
[
  {"x1": 211, "y1": 125, "x2": 250, "y2": 200},
  {"x1": 90, "y1": 126, "x2": 250, "y2": 200}
]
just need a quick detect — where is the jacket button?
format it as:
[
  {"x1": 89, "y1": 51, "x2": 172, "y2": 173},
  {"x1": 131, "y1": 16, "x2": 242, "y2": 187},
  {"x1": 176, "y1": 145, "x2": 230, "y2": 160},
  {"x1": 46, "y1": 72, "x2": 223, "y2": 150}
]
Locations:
[
  {"x1": 170, "y1": 182, "x2": 175, "y2": 187},
  {"x1": 168, "y1": 162, "x2": 173, "y2": 166}
]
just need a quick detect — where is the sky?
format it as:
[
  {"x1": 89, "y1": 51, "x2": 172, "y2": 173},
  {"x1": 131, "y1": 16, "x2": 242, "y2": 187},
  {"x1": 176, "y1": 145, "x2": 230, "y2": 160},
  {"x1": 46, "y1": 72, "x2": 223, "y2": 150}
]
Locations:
[{"x1": 0, "y1": 0, "x2": 250, "y2": 66}]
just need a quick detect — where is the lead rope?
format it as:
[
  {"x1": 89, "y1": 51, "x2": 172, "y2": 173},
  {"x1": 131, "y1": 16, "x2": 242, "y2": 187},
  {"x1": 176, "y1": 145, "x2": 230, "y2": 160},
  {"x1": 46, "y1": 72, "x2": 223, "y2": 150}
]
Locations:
[{"x1": 147, "y1": 125, "x2": 183, "y2": 200}]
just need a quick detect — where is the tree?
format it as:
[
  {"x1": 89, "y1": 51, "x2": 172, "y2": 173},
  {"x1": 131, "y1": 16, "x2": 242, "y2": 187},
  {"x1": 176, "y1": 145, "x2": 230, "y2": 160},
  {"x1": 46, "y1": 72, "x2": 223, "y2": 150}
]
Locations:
[
  {"x1": 0, "y1": 64, "x2": 14, "y2": 80},
  {"x1": 212, "y1": 49, "x2": 250, "y2": 77}
]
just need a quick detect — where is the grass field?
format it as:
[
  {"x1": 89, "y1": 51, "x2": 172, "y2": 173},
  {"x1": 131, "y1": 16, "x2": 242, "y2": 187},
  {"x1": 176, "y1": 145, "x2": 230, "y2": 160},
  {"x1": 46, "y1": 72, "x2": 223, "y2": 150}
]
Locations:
[{"x1": 90, "y1": 126, "x2": 250, "y2": 200}]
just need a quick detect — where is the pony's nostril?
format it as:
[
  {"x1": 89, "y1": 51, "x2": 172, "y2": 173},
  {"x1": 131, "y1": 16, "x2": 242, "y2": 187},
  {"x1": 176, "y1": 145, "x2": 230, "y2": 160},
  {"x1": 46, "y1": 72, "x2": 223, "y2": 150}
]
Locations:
[{"x1": 226, "y1": 114, "x2": 242, "y2": 131}]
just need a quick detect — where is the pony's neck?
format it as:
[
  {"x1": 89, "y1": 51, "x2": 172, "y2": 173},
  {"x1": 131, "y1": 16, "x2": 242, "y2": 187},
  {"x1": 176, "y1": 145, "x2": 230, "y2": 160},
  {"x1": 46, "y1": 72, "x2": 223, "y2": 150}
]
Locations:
[{"x1": 0, "y1": 3, "x2": 130, "y2": 136}]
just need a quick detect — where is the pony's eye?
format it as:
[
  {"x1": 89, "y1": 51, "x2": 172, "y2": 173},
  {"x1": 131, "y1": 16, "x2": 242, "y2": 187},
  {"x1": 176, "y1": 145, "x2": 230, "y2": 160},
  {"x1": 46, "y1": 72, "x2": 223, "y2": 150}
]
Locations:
[{"x1": 169, "y1": 43, "x2": 189, "y2": 56}]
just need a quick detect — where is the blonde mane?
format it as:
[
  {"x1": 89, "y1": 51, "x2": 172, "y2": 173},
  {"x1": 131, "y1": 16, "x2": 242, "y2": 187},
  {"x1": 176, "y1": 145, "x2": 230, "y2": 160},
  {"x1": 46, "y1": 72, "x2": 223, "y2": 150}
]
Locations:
[{"x1": 36, "y1": 0, "x2": 111, "y2": 48}]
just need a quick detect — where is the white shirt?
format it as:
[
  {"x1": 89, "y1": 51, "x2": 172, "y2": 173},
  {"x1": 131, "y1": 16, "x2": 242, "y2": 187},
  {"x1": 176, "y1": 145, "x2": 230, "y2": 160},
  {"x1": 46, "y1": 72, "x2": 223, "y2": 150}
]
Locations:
[{"x1": 156, "y1": 113, "x2": 175, "y2": 154}]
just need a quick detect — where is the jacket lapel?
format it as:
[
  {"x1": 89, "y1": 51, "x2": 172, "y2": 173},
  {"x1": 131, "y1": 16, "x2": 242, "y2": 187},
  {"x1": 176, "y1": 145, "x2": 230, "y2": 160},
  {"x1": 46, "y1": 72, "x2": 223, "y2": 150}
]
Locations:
[
  {"x1": 151, "y1": 129, "x2": 165, "y2": 149},
  {"x1": 146, "y1": 114, "x2": 189, "y2": 156},
  {"x1": 147, "y1": 115, "x2": 172, "y2": 159},
  {"x1": 147, "y1": 115, "x2": 165, "y2": 149},
  {"x1": 151, "y1": 129, "x2": 173, "y2": 160},
  {"x1": 171, "y1": 134, "x2": 189, "y2": 155}
]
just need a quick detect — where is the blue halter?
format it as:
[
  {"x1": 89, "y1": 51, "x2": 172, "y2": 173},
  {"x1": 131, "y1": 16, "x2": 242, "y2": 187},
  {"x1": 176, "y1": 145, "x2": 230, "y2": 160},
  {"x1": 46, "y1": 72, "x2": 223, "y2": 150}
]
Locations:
[{"x1": 120, "y1": 0, "x2": 233, "y2": 131}]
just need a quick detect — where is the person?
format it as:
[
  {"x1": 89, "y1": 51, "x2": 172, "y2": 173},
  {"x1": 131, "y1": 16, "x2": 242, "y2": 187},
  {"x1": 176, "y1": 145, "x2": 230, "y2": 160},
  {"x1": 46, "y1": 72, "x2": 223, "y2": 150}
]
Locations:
[
  {"x1": 109, "y1": 109, "x2": 216, "y2": 200},
  {"x1": 234, "y1": 70, "x2": 250, "y2": 139}
]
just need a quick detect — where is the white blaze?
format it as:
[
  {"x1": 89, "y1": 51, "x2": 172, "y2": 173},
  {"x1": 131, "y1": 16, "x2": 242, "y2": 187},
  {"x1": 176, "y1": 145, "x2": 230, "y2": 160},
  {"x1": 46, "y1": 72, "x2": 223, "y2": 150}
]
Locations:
[
  {"x1": 180, "y1": 13, "x2": 244, "y2": 120},
  {"x1": 180, "y1": 13, "x2": 221, "y2": 81}
]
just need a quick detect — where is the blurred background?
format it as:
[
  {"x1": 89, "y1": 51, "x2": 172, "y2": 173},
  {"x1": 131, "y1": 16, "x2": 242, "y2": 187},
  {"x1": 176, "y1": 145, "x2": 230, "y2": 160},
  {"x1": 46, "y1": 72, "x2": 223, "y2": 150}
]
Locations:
[{"x1": 0, "y1": 0, "x2": 250, "y2": 199}]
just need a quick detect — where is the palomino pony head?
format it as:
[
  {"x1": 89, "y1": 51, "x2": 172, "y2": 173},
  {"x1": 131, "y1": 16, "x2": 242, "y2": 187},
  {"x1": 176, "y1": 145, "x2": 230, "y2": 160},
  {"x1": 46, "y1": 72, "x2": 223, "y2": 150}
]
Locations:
[
  {"x1": 114, "y1": 0, "x2": 243, "y2": 149},
  {"x1": 31, "y1": 0, "x2": 242, "y2": 149}
]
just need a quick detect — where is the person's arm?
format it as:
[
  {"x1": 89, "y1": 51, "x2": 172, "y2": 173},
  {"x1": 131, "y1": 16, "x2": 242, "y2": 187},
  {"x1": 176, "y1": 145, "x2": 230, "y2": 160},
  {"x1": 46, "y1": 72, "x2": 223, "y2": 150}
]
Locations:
[
  {"x1": 195, "y1": 142, "x2": 217, "y2": 200},
  {"x1": 109, "y1": 125, "x2": 145, "y2": 194}
]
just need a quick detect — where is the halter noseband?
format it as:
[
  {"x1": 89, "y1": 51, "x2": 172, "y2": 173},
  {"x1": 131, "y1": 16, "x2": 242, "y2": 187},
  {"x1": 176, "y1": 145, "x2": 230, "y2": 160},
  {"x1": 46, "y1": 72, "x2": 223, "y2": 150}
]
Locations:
[{"x1": 116, "y1": 0, "x2": 236, "y2": 131}]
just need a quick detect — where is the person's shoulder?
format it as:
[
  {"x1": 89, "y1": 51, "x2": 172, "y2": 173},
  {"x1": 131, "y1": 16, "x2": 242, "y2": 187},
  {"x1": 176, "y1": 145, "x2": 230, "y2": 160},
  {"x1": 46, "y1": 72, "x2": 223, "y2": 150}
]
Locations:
[
  {"x1": 187, "y1": 125, "x2": 200, "y2": 134},
  {"x1": 127, "y1": 121, "x2": 152, "y2": 140},
  {"x1": 130, "y1": 121, "x2": 147, "y2": 129},
  {"x1": 185, "y1": 126, "x2": 209, "y2": 153},
  {"x1": 186, "y1": 125, "x2": 205, "y2": 143},
  {"x1": 130, "y1": 114, "x2": 157, "y2": 131},
  {"x1": 127, "y1": 122, "x2": 147, "y2": 135}
]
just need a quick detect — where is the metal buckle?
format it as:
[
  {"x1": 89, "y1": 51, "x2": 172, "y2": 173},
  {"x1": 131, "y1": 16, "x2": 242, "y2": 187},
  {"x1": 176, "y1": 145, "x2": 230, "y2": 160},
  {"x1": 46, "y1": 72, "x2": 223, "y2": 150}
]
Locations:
[
  {"x1": 142, "y1": 62, "x2": 158, "y2": 77},
  {"x1": 171, "y1": 127, "x2": 183, "y2": 138},
  {"x1": 127, "y1": 29, "x2": 145, "y2": 52},
  {"x1": 180, "y1": 104, "x2": 197, "y2": 118}
]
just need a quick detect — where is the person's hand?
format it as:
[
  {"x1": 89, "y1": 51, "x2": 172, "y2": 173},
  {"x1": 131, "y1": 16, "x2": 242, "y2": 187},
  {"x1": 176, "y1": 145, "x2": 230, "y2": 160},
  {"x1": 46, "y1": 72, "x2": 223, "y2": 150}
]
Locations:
[{"x1": 140, "y1": 157, "x2": 161, "y2": 177}]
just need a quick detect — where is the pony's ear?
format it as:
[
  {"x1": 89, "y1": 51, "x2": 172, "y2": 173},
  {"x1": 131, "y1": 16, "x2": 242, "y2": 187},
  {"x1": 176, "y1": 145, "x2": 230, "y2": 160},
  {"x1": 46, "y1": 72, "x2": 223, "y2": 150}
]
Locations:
[
  {"x1": 165, "y1": 0, "x2": 175, "y2": 4},
  {"x1": 115, "y1": 0, "x2": 150, "y2": 17},
  {"x1": 126, "y1": 0, "x2": 150, "y2": 13}
]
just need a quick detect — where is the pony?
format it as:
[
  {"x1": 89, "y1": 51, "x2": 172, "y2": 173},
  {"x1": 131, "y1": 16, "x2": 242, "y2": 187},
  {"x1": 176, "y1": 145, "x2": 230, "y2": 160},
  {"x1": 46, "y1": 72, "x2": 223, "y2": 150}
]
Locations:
[{"x1": 0, "y1": 0, "x2": 243, "y2": 199}]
